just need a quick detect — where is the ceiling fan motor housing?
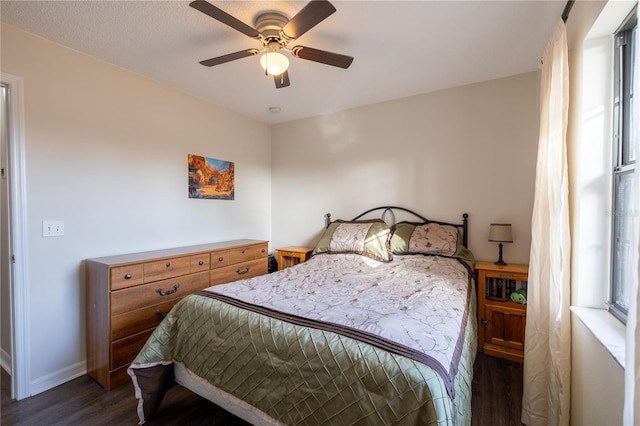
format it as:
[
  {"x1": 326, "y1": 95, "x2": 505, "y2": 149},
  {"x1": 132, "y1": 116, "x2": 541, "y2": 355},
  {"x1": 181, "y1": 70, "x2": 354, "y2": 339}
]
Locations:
[{"x1": 254, "y1": 12, "x2": 289, "y2": 46}]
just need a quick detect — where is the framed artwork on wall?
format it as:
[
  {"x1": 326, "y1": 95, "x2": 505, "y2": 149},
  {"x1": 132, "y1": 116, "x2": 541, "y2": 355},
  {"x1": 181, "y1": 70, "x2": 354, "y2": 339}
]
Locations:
[{"x1": 188, "y1": 154, "x2": 235, "y2": 200}]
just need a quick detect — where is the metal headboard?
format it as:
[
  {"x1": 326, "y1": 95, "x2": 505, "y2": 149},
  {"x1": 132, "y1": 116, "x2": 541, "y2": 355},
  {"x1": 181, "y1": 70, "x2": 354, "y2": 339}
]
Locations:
[{"x1": 325, "y1": 206, "x2": 469, "y2": 248}]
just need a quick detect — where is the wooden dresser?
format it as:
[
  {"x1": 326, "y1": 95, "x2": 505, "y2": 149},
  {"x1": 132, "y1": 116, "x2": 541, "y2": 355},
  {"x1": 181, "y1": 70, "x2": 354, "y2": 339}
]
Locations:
[{"x1": 85, "y1": 239, "x2": 268, "y2": 390}]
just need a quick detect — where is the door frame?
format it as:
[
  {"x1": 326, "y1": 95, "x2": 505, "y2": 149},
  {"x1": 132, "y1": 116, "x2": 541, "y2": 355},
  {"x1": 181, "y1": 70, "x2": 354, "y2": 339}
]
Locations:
[{"x1": 2, "y1": 72, "x2": 31, "y2": 400}]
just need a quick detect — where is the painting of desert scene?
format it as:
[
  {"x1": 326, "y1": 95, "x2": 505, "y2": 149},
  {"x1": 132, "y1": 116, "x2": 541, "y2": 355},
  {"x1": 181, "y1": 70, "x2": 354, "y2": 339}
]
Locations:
[{"x1": 188, "y1": 154, "x2": 235, "y2": 200}]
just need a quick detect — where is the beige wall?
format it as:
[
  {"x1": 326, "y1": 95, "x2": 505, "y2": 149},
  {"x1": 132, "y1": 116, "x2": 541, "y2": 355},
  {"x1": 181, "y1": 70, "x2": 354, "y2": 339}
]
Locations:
[
  {"x1": 571, "y1": 312, "x2": 624, "y2": 425},
  {"x1": 271, "y1": 72, "x2": 539, "y2": 264},
  {"x1": 1, "y1": 24, "x2": 271, "y2": 391}
]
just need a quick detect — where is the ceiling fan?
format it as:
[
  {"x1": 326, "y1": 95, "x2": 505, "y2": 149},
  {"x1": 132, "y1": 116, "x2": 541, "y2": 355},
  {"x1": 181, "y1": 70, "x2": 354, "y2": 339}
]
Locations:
[{"x1": 189, "y1": 0, "x2": 354, "y2": 88}]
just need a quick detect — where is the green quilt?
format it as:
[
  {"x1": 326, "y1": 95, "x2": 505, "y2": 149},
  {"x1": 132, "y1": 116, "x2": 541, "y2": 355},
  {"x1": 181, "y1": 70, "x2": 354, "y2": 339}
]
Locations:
[{"x1": 128, "y1": 288, "x2": 476, "y2": 425}]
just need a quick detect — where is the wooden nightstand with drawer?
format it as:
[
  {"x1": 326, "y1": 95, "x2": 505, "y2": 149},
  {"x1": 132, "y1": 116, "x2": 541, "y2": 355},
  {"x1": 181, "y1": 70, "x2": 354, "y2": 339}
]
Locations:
[
  {"x1": 276, "y1": 246, "x2": 314, "y2": 270},
  {"x1": 86, "y1": 239, "x2": 268, "y2": 390}
]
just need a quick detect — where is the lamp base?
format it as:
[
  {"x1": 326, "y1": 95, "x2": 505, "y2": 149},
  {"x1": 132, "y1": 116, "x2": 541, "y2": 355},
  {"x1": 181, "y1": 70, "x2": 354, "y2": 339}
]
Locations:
[{"x1": 494, "y1": 242, "x2": 508, "y2": 266}]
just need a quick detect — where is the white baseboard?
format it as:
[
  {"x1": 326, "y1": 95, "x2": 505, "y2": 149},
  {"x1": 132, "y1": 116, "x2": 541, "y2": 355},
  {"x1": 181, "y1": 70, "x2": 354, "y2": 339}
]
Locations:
[
  {"x1": 30, "y1": 361, "x2": 87, "y2": 396},
  {"x1": 1, "y1": 348, "x2": 11, "y2": 375}
]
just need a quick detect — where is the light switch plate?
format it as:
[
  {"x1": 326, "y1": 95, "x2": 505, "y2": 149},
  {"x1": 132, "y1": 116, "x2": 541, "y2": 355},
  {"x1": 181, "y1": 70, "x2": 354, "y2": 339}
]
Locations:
[{"x1": 42, "y1": 220, "x2": 64, "y2": 237}]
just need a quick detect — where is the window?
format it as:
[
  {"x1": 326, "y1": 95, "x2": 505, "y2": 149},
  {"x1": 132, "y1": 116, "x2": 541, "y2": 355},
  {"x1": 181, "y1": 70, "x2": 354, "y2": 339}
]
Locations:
[{"x1": 611, "y1": 10, "x2": 637, "y2": 323}]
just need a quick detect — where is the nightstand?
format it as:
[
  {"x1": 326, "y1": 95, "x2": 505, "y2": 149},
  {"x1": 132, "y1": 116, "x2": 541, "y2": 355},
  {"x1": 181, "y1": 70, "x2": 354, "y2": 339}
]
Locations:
[
  {"x1": 276, "y1": 246, "x2": 314, "y2": 271},
  {"x1": 476, "y1": 261, "x2": 529, "y2": 363}
]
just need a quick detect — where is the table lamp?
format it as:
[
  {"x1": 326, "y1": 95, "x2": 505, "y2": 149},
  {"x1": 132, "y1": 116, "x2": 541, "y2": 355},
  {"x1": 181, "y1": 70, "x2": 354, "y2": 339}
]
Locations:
[{"x1": 489, "y1": 223, "x2": 513, "y2": 265}]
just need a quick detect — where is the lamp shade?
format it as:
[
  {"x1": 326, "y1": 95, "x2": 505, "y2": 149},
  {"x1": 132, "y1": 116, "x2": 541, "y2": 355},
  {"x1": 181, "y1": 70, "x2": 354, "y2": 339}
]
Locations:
[
  {"x1": 260, "y1": 51, "x2": 289, "y2": 76},
  {"x1": 489, "y1": 223, "x2": 513, "y2": 243}
]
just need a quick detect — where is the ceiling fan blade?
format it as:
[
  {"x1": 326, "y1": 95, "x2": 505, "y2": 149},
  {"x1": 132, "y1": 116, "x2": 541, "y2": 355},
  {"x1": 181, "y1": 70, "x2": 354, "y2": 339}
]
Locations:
[
  {"x1": 190, "y1": 0, "x2": 260, "y2": 39},
  {"x1": 274, "y1": 71, "x2": 291, "y2": 88},
  {"x1": 199, "y1": 49, "x2": 258, "y2": 67},
  {"x1": 292, "y1": 46, "x2": 353, "y2": 69},
  {"x1": 281, "y1": 0, "x2": 336, "y2": 41}
]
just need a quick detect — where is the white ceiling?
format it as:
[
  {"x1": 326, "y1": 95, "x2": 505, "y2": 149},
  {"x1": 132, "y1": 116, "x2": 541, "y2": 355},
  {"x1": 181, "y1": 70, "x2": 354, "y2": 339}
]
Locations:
[{"x1": 0, "y1": 1, "x2": 566, "y2": 124}]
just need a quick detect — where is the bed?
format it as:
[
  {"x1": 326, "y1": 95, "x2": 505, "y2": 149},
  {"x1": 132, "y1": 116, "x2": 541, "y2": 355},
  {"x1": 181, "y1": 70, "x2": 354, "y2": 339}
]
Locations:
[{"x1": 128, "y1": 206, "x2": 477, "y2": 425}]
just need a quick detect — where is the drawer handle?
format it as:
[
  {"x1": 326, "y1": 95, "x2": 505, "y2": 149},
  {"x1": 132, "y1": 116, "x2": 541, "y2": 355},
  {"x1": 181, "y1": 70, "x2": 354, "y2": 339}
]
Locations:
[
  {"x1": 241, "y1": 249, "x2": 246, "y2": 254},
  {"x1": 165, "y1": 262, "x2": 171, "y2": 268},
  {"x1": 236, "y1": 266, "x2": 250, "y2": 275},
  {"x1": 156, "y1": 310, "x2": 166, "y2": 319},
  {"x1": 218, "y1": 256, "x2": 224, "y2": 262},
  {"x1": 156, "y1": 283, "x2": 180, "y2": 296},
  {"x1": 124, "y1": 274, "x2": 132, "y2": 280},
  {"x1": 261, "y1": 248, "x2": 266, "y2": 253},
  {"x1": 198, "y1": 260, "x2": 204, "y2": 266}
]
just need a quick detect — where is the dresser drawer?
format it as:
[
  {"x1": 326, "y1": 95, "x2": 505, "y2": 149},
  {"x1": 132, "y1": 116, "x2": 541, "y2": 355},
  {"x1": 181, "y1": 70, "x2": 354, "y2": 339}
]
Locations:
[
  {"x1": 253, "y1": 243, "x2": 268, "y2": 259},
  {"x1": 210, "y1": 258, "x2": 268, "y2": 285},
  {"x1": 111, "y1": 264, "x2": 144, "y2": 291},
  {"x1": 111, "y1": 271, "x2": 209, "y2": 316},
  {"x1": 110, "y1": 327, "x2": 154, "y2": 370},
  {"x1": 143, "y1": 256, "x2": 191, "y2": 283},
  {"x1": 190, "y1": 253, "x2": 210, "y2": 272},
  {"x1": 108, "y1": 364, "x2": 133, "y2": 390},
  {"x1": 229, "y1": 243, "x2": 268, "y2": 264},
  {"x1": 210, "y1": 249, "x2": 230, "y2": 269},
  {"x1": 111, "y1": 299, "x2": 178, "y2": 341}
]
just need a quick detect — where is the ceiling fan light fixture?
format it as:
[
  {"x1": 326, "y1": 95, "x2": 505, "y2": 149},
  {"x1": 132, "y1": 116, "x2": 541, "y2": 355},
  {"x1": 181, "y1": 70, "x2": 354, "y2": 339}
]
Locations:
[{"x1": 260, "y1": 51, "x2": 289, "y2": 76}]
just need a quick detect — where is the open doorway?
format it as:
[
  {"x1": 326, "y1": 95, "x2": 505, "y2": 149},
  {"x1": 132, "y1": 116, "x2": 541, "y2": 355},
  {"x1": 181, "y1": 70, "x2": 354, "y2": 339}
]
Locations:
[
  {"x1": 1, "y1": 73, "x2": 30, "y2": 400},
  {"x1": 1, "y1": 84, "x2": 12, "y2": 393}
]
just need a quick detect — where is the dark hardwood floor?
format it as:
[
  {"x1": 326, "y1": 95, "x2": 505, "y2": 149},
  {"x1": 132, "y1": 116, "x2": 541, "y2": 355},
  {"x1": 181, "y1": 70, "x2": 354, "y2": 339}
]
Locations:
[
  {"x1": 1, "y1": 353, "x2": 523, "y2": 425},
  {"x1": 471, "y1": 353, "x2": 524, "y2": 426}
]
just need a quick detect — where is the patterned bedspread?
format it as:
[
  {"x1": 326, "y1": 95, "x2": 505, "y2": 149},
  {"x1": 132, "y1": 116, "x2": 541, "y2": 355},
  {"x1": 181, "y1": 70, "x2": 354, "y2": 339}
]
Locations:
[{"x1": 128, "y1": 253, "x2": 477, "y2": 425}]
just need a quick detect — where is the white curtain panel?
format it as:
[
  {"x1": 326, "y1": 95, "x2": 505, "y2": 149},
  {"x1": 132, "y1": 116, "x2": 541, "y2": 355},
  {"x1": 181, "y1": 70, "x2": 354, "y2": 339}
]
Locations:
[
  {"x1": 623, "y1": 8, "x2": 640, "y2": 425},
  {"x1": 521, "y1": 20, "x2": 571, "y2": 426}
]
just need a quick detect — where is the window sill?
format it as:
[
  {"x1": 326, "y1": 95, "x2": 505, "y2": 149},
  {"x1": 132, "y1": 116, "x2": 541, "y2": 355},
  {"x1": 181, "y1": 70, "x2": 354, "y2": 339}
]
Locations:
[{"x1": 571, "y1": 306, "x2": 625, "y2": 368}]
